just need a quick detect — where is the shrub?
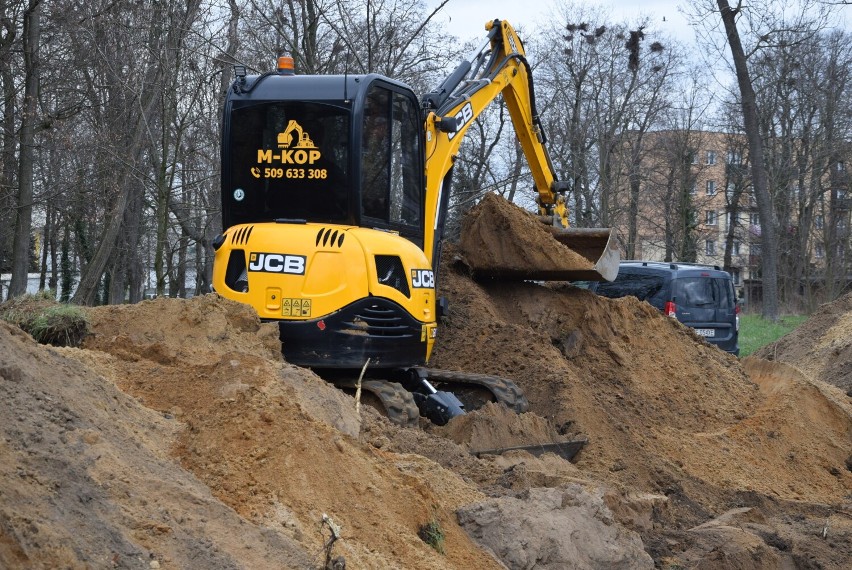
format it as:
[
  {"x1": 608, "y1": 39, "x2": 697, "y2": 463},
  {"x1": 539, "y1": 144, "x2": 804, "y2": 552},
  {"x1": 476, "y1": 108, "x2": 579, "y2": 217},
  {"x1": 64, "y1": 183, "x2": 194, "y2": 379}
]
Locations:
[{"x1": 0, "y1": 292, "x2": 88, "y2": 347}]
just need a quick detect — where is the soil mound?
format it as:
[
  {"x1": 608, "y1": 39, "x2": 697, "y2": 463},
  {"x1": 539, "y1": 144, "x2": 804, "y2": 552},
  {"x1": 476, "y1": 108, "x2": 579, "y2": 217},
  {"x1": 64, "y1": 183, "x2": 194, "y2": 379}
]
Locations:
[
  {"x1": 432, "y1": 253, "x2": 852, "y2": 503},
  {"x1": 80, "y1": 295, "x2": 503, "y2": 569},
  {"x1": 430, "y1": 247, "x2": 852, "y2": 565},
  {"x1": 459, "y1": 192, "x2": 594, "y2": 279},
  {"x1": 755, "y1": 291, "x2": 852, "y2": 391},
  {"x1": 0, "y1": 320, "x2": 313, "y2": 569},
  {"x1": 2, "y1": 253, "x2": 851, "y2": 568}
]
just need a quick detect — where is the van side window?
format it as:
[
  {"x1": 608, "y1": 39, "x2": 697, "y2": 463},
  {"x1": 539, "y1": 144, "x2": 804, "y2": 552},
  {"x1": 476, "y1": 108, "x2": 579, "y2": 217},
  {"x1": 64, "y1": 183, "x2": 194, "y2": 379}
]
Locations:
[{"x1": 594, "y1": 272, "x2": 664, "y2": 302}]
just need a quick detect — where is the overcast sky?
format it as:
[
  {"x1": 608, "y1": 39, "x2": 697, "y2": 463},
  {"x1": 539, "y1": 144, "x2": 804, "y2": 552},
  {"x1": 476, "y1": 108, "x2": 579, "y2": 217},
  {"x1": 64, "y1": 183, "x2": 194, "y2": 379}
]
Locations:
[{"x1": 425, "y1": 0, "x2": 696, "y2": 45}]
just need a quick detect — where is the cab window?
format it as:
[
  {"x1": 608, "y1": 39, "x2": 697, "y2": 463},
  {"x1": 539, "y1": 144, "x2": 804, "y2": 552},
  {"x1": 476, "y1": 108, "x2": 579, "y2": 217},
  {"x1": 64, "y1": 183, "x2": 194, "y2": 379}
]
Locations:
[
  {"x1": 227, "y1": 101, "x2": 350, "y2": 225},
  {"x1": 361, "y1": 85, "x2": 422, "y2": 229}
]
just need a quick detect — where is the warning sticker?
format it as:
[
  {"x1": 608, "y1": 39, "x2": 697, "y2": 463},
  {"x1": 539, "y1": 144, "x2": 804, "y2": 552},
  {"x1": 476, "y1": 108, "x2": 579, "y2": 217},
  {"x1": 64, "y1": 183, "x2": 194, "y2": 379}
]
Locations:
[
  {"x1": 282, "y1": 298, "x2": 312, "y2": 317},
  {"x1": 252, "y1": 119, "x2": 328, "y2": 181},
  {"x1": 421, "y1": 324, "x2": 437, "y2": 342}
]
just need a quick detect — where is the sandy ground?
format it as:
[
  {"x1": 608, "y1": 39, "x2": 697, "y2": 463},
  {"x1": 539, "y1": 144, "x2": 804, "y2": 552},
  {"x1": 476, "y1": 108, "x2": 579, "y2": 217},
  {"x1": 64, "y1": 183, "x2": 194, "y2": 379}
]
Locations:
[
  {"x1": 1, "y1": 199, "x2": 851, "y2": 568},
  {"x1": 755, "y1": 292, "x2": 852, "y2": 393}
]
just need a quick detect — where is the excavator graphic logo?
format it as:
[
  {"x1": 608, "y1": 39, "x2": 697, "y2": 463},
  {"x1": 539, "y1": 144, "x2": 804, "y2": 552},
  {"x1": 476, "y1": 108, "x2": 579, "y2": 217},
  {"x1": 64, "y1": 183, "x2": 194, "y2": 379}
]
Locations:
[
  {"x1": 278, "y1": 119, "x2": 315, "y2": 149},
  {"x1": 255, "y1": 119, "x2": 322, "y2": 167}
]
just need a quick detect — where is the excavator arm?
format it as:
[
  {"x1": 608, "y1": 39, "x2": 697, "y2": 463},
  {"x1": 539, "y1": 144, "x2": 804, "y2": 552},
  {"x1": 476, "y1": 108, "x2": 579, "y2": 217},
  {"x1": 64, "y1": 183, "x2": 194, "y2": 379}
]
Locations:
[{"x1": 421, "y1": 19, "x2": 618, "y2": 282}]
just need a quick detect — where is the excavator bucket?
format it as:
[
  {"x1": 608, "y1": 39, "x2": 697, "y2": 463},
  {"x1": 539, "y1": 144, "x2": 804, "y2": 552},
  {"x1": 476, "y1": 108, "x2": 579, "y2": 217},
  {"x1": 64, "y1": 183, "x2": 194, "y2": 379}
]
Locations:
[{"x1": 459, "y1": 193, "x2": 620, "y2": 282}]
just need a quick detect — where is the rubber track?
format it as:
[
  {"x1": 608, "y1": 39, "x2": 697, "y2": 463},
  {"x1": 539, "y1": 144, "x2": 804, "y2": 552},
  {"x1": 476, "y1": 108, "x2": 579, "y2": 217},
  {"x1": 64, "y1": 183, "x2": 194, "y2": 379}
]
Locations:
[
  {"x1": 359, "y1": 380, "x2": 420, "y2": 428},
  {"x1": 419, "y1": 369, "x2": 529, "y2": 413}
]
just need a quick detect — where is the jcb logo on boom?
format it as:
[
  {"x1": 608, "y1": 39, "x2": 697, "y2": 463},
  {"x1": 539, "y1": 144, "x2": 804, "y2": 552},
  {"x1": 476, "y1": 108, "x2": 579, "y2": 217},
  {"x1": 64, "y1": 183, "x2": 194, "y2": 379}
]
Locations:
[
  {"x1": 447, "y1": 103, "x2": 474, "y2": 141},
  {"x1": 411, "y1": 269, "x2": 435, "y2": 289},
  {"x1": 248, "y1": 253, "x2": 306, "y2": 275}
]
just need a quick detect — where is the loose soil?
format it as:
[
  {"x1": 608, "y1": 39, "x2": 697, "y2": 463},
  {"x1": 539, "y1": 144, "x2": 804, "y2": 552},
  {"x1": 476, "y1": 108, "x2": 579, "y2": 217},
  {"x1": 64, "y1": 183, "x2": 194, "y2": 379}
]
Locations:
[
  {"x1": 459, "y1": 192, "x2": 594, "y2": 279},
  {"x1": 2, "y1": 205, "x2": 851, "y2": 568},
  {"x1": 755, "y1": 291, "x2": 852, "y2": 392}
]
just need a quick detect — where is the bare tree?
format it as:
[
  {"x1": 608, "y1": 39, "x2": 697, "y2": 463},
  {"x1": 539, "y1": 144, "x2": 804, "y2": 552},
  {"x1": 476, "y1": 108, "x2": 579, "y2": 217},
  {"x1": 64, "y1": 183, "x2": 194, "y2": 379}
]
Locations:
[
  {"x1": 7, "y1": 0, "x2": 39, "y2": 299},
  {"x1": 692, "y1": 0, "x2": 835, "y2": 318},
  {"x1": 0, "y1": 0, "x2": 23, "y2": 278},
  {"x1": 536, "y1": 2, "x2": 675, "y2": 238},
  {"x1": 638, "y1": 68, "x2": 714, "y2": 263},
  {"x1": 68, "y1": 1, "x2": 201, "y2": 304}
]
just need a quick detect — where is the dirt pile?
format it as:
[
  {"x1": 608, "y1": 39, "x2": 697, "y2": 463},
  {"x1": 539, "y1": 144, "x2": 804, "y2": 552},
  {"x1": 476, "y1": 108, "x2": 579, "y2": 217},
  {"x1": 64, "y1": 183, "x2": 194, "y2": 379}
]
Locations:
[
  {"x1": 755, "y1": 291, "x2": 852, "y2": 392},
  {"x1": 433, "y1": 254, "x2": 852, "y2": 502},
  {"x1": 1, "y1": 252, "x2": 851, "y2": 568},
  {"x1": 459, "y1": 192, "x2": 595, "y2": 280},
  {"x1": 430, "y1": 247, "x2": 852, "y2": 565},
  {"x1": 78, "y1": 295, "x2": 504, "y2": 569},
  {"x1": 0, "y1": 320, "x2": 312, "y2": 569}
]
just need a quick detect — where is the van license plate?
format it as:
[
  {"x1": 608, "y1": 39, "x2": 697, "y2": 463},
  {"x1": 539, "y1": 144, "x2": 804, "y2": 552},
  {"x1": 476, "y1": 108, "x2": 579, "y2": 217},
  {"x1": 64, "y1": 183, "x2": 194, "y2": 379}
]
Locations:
[{"x1": 694, "y1": 328, "x2": 715, "y2": 337}]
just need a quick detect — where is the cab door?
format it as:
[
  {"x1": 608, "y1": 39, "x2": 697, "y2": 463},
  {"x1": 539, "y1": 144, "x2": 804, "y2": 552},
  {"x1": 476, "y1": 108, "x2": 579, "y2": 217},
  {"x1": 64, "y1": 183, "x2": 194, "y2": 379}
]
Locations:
[{"x1": 358, "y1": 81, "x2": 424, "y2": 248}]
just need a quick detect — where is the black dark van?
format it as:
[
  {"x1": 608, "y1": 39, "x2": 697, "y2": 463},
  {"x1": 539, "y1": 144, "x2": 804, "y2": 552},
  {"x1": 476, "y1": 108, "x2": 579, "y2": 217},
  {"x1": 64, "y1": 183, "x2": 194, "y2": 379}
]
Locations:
[{"x1": 591, "y1": 261, "x2": 740, "y2": 355}]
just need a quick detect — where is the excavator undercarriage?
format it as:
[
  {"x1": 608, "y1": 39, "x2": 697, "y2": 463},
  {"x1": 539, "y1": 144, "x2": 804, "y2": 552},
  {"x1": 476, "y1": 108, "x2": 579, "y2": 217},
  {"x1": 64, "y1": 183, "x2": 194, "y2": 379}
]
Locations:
[{"x1": 324, "y1": 367, "x2": 529, "y2": 427}]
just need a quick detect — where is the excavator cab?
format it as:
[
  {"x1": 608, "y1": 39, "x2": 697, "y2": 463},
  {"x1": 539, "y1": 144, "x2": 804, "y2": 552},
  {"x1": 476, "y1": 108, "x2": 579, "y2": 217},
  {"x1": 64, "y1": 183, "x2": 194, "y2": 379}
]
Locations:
[
  {"x1": 216, "y1": 71, "x2": 440, "y2": 372},
  {"x1": 222, "y1": 75, "x2": 424, "y2": 240}
]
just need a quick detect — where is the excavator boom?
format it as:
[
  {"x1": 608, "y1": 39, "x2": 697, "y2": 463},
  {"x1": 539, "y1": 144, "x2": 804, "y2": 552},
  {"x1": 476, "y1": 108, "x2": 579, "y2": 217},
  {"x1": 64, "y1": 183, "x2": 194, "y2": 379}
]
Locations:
[{"x1": 422, "y1": 20, "x2": 618, "y2": 282}]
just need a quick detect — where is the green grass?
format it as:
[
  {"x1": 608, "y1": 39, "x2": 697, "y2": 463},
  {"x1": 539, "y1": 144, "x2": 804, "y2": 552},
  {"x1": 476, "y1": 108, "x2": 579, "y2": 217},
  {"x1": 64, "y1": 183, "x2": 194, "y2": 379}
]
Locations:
[
  {"x1": 417, "y1": 519, "x2": 446, "y2": 555},
  {"x1": 738, "y1": 313, "x2": 808, "y2": 357},
  {"x1": 0, "y1": 292, "x2": 89, "y2": 347}
]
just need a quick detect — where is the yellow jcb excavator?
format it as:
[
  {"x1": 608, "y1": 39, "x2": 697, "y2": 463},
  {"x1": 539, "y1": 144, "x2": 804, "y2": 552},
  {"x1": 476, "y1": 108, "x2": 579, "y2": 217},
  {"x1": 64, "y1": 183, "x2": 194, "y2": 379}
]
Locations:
[{"x1": 212, "y1": 19, "x2": 618, "y2": 427}]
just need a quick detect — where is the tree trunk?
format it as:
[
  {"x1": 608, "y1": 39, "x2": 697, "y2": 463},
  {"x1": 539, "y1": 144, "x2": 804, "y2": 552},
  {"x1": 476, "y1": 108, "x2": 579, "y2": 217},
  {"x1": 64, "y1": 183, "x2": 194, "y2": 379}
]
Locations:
[
  {"x1": 626, "y1": 134, "x2": 644, "y2": 259},
  {"x1": 717, "y1": 0, "x2": 779, "y2": 320},
  {"x1": 71, "y1": 179, "x2": 131, "y2": 305},
  {"x1": 198, "y1": 0, "x2": 239, "y2": 293},
  {"x1": 8, "y1": 0, "x2": 40, "y2": 299}
]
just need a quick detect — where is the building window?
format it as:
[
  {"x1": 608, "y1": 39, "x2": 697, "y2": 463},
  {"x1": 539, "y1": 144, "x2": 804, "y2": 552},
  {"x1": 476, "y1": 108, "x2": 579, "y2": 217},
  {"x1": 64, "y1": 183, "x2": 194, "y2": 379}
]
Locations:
[
  {"x1": 727, "y1": 150, "x2": 742, "y2": 165},
  {"x1": 750, "y1": 212, "x2": 760, "y2": 225},
  {"x1": 730, "y1": 268, "x2": 740, "y2": 284},
  {"x1": 707, "y1": 150, "x2": 716, "y2": 165},
  {"x1": 726, "y1": 182, "x2": 736, "y2": 200},
  {"x1": 815, "y1": 243, "x2": 825, "y2": 258},
  {"x1": 706, "y1": 210, "x2": 717, "y2": 225},
  {"x1": 733, "y1": 240, "x2": 741, "y2": 256},
  {"x1": 705, "y1": 239, "x2": 716, "y2": 255},
  {"x1": 837, "y1": 161, "x2": 845, "y2": 172},
  {"x1": 689, "y1": 181, "x2": 697, "y2": 195},
  {"x1": 706, "y1": 180, "x2": 716, "y2": 195},
  {"x1": 815, "y1": 214, "x2": 824, "y2": 229}
]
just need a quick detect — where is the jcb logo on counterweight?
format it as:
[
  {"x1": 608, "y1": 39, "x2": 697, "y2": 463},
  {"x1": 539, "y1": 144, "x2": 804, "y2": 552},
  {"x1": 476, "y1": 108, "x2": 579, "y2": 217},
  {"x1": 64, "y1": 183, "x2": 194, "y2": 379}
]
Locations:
[
  {"x1": 248, "y1": 253, "x2": 306, "y2": 275},
  {"x1": 411, "y1": 269, "x2": 435, "y2": 289}
]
